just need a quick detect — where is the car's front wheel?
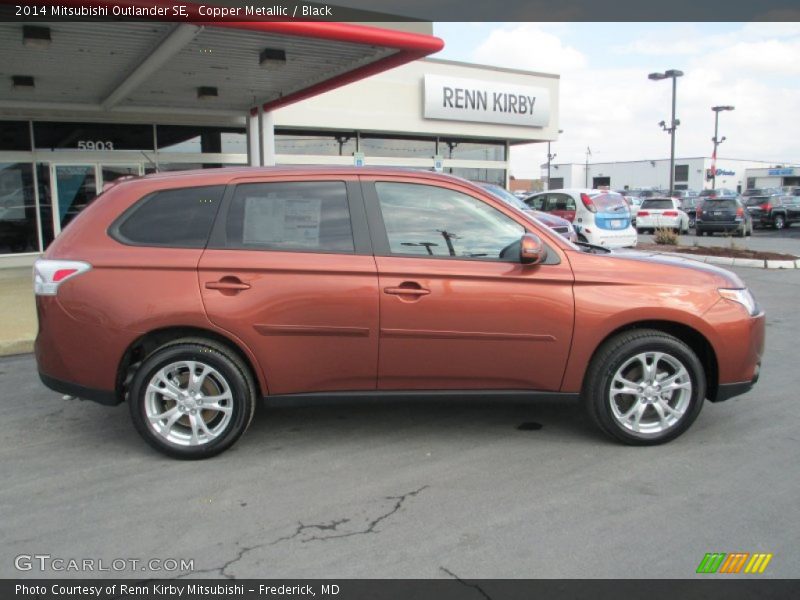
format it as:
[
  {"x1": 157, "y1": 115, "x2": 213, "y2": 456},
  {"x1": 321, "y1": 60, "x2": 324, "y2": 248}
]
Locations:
[
  {"x1": 583, "y1": 329, "x2": 706, "y2": 445},
  {"x1": 128, "y1": 337, "x2": 257, "y2": 459}
]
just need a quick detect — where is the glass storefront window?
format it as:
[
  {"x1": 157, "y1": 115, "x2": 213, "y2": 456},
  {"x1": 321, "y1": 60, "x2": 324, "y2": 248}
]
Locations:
[
  {"x1": 447, "y1": 167, "x2": 507, "y2": 186},
  {"x1": 0, "y1": 121, "x2": 32, "y2": 151},
  {"x1": 358, "y1": 134, "x2": 436, "y2": 158},
  {"x1": 439, "y1": 138, "x2": 506, "y2": 161},
  {"x1": 36, "y1": 164, "x2": 54, "y2": 249},
  {"x1": 54, "y1": 165, "x2": 97, "y2": 230},
  {"x1": 34, "y1": 122, "x2": 154, "y2": 151},
  {"x1": 275, "y1": 129, "x2": 357, "y2": 156},
  {"x1": 157, "y1": 125, "x2": 245, "y2": 153},
  {"x1": 0, "y1": 163, "x2": 39, "y2": 254}
]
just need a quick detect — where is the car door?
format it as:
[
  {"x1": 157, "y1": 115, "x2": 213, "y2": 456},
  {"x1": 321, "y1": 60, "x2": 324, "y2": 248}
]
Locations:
[
  {"x1": 198, "y1": 176, "x2": 379, "y2": 395},
  {"x1": 363, "y1": 177, "x2": 575, "y2": 391}
]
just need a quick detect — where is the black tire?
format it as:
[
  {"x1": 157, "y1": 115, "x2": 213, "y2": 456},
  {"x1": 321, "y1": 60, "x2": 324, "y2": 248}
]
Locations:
[
  {"x1": 128, "y1": 337, "x2": 257, "y2": 459},
  {"x1": 583, "y1": 329, "x2": 706, "y2": 445},
  {"x1": 774, "y1": 214, "x2": 785, "y2": 230},
  {"x1": 696, "y1": 229, "x2": 704, "y2": 236}
]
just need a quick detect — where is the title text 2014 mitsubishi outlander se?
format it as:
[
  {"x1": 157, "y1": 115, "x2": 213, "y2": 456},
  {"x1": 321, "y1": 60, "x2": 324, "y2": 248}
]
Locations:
[{"x1": 34, "y1": 168, "x2": 764, "y2": 458}]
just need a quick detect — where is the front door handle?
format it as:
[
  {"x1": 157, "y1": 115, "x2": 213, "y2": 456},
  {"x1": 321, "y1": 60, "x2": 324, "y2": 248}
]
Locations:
[
  {"x1": 384, "y1": 283, "x2": 430, "y2": 297},
  {"x1": 205, "y1": 278, "x2": 251, "y2": 291}
]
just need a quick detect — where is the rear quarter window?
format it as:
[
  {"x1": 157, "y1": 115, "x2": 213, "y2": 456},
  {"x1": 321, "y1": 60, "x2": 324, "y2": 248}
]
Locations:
[{"x1": 111, "y1": 185, "x2": 224, "y2": 247}]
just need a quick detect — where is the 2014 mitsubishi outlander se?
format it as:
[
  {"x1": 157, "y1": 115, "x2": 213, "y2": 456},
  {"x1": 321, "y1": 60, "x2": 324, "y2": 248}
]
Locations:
[{"x1": 34, "y1": 167, "x2": 764, "y2": 458}]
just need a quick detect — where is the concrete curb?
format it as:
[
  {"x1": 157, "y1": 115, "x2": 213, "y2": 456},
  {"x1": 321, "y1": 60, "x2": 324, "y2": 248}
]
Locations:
[
  {"x1": 0, "y1": 339, "x2": 34, "y2": 357},
  {"x1": 659, "y1": 251, "x2": 800, "y2": 269}
]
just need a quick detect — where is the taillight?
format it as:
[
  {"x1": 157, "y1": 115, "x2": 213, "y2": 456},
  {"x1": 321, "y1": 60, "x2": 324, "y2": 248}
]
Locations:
[
  {"x1": 580, "y1": 193, "x2": 596, "y2": 213},
  {"x1": 761, "y1": 203, "x2": 772, "y2": 211},
  {"x1": 33, "y1": 259, "x2": 92, "y2": 296},
  {"x1": 637, "y1": 210, "x2": 650, "y2": 217},
  {"x1": 736, "y1": 207, "x2": 744, "y2": 217},
  {"x1": 663, "y1": 211, "x2": 679, "y2": 217}
]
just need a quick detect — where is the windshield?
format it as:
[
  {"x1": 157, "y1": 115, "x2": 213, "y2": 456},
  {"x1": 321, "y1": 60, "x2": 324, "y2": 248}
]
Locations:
[
  {"x1": 641, "y1": 199, "x2": 674, "y2": 210},
  {"x1": 591, "y1": 192, "x2": 628, "y2": 212}
]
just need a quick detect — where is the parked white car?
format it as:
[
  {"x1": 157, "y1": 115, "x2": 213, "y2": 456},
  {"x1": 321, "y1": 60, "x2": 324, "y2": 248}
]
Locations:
[
  {"x1": 525, "y1": 188, "x2": 637, "y2": 248},
  {"x1": 636, "y1": 197, "x2": 690, "y2": 233}
]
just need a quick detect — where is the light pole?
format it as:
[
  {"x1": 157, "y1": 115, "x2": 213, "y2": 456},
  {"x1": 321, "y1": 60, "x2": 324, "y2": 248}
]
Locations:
[
  {"x1": 546, "y1": 129, "x2": 563, "y2": 190},
  {"x1": 648, "y1": 69, "x2": 684, "y2": 194},
  {"x1": 711, "y1": 105, "x2": 735, "y2": 189}
]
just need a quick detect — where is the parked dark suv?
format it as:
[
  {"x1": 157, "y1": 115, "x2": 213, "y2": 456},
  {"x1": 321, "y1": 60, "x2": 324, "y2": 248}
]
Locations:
[
  {"x1": 746, "y1": 195, "x2": 800, "y2": 230},
  {"x1": 696, "y1": 197, "x2": 753, "y2": 237},
  {"x1": 35, "y1": 167, "x2": 764, "y2": 458}
]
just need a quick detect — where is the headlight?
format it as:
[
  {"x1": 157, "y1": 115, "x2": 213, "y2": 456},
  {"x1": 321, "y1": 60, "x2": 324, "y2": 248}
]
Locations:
[{"x1": 718, "y1": 288, "x2": 760, "y2": 316}]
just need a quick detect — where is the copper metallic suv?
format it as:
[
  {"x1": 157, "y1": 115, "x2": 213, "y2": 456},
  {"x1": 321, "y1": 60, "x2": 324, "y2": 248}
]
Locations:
[{"x1": 34, "y1": 168, "x2": 765, "y2": 458}]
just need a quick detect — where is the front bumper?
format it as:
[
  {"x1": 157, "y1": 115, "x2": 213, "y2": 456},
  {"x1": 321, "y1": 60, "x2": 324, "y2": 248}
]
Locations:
[{"x1": 713, "y1": 365, "x2": 761, "y2": 403}]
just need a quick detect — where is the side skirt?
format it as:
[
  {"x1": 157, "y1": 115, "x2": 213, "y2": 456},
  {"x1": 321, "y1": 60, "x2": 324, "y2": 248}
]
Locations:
[{"x1": 263, "y1": 390, "x2": 581, "y2": 408}]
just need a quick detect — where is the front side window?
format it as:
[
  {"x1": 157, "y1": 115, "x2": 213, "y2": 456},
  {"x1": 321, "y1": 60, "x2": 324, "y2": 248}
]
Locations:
[
  {"x1": 225, "y1": 181, "x2": 354, "y2": 253},
  {"x1": 527, "y1": 194, "x2": 547, "y2": 210},
  {"x1": 375, "y1": 182, "x2": 524, "y2": 260}
]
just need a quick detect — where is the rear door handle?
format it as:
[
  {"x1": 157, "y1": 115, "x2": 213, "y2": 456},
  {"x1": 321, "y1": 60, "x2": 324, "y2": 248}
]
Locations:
[
  {"x1": 205, "y1": 278, "x2": 251, "y2": 291},
  {"x1": 384, "y1": 284, "x2": 430, "y2": 297}
]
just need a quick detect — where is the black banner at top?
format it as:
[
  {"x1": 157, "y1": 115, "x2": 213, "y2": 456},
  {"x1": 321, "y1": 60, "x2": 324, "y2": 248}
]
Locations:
[{"x1": 1, "y1": 0, "x2": 799, "y2": 22}]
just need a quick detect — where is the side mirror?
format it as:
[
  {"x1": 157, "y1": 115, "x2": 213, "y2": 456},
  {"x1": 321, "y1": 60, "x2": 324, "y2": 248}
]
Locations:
[{"x1": 520, "y1": 233, "x2": 547, "y2": 265}]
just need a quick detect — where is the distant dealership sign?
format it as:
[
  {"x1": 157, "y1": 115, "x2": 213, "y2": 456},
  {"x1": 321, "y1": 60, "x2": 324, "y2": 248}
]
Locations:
[
  {"x1": 768, "y1": 168, "x2": 795, "y2": 176},
  {"x1": 423, "y1": 75, "x2": 550, "y2": 128}
]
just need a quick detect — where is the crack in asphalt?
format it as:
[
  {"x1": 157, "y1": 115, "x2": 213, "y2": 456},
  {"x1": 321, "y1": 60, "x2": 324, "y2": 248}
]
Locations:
[
  {"x1": 176, "y1": 543, "x2": 265, "y2": 580},
  {"x1": 173, "y1": 486, "x2": 428, "y2": 579},
  {"x1": 440, "y1": 566, "x2": 493, "y2": 600},
  {"x1": 270, "y1": 518, "x2": 351, "y2": 545},
  {"x1": 284, "y1": 485, "x2": 429, "y2": 543}
]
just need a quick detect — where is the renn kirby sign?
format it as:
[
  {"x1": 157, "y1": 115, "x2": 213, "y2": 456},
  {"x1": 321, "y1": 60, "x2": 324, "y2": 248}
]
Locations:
[{"x1": 424, "y1": 75, "x2": 550, "y2": 128}]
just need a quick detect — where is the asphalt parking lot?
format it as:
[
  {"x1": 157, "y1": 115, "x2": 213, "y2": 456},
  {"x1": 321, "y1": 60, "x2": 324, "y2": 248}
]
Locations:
[
  {"x1": 638, "y1": 224, "x2": 800, "y2": 255},
  {"x1": 2, "y1": 266, "x2": 798, "y2": 580}
]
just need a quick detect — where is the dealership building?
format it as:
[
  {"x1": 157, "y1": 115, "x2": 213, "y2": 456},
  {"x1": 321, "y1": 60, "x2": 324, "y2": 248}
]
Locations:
[
  {"x1": 0, "y1": 19, "x2": 559, "y2": 266},
  {"x1": 547, "y1": 157, "x2": 776, "y2": 193}
]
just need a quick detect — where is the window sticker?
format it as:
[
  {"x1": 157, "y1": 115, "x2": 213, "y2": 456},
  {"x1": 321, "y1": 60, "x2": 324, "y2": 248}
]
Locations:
[{"x1": 243, "y1": 195, "x2": 322, "y2": 247}]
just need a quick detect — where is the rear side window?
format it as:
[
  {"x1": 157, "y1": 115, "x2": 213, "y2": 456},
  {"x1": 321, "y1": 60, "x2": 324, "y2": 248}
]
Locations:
[
  {"x1": 113, "y1": 185, "x2": 224, "y2": 247},
  {"x1": 224, "y1": 181, "x2": 354, "y2": 253}
]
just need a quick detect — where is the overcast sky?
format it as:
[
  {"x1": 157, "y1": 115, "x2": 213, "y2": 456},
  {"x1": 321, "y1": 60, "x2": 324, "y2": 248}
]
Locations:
[{"x1": 432, "y1": 22, "x2": 800, "y2": 179}]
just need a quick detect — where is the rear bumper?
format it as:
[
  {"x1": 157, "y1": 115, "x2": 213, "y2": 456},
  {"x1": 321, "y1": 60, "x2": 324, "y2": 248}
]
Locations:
[
  {"x1": 585, "y1": 229, "x2": 638, "y2": 249},
  {"x1": 696, "y1": 220, "x2": 743, "y2": 231},
  {"x1": 39, "y1": 371, "x2": 121, "y2": 406}
]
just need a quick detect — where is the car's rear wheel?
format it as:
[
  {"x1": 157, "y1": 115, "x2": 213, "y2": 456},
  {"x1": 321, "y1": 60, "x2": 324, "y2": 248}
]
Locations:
[
  {"x1": 774, "y1": 214, "x2": 786, "y2": 230},
  {"x1": 583, "y1": 329, "x2": 706, "y2": 445},
  {"x1": 129, "y1": 338, "x2": 257, "y2": 459}
]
